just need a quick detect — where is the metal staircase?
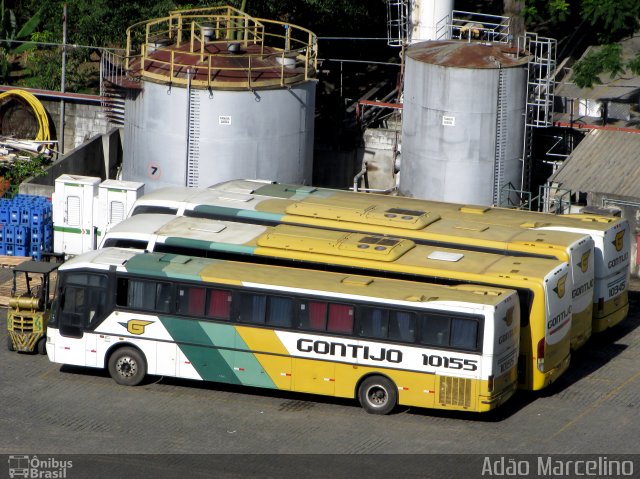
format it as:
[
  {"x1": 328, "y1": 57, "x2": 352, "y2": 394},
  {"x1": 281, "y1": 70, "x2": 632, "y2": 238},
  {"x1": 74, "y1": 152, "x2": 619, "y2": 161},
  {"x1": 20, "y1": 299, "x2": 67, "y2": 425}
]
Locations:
[
  {"x1": 99, "y1": 50, "x2": 128, "y2": 127},
  {"x1": 520, "y1": 34, "x2": 557, "y2": 208}
]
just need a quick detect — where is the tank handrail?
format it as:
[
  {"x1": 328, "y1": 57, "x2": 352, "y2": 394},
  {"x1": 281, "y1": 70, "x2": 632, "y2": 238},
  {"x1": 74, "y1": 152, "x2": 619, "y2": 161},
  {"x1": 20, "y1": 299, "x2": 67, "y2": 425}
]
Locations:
[{"x1": 125, "y1": 9, "x2": 317, "y2": 88}]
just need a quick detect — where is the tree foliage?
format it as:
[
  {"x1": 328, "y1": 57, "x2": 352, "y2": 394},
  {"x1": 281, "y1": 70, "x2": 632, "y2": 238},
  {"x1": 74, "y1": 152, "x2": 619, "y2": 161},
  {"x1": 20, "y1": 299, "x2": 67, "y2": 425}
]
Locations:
[{"x1": 0, "y1": 0, "x2": 42, "y2": 82}]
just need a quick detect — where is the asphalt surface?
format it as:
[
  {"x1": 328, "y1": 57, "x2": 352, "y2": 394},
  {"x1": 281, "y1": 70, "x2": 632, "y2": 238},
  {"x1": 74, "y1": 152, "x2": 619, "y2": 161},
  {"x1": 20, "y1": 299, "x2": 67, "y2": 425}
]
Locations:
[{"x1": 1, "y1": 293, "x2": 639, "y2": 478}]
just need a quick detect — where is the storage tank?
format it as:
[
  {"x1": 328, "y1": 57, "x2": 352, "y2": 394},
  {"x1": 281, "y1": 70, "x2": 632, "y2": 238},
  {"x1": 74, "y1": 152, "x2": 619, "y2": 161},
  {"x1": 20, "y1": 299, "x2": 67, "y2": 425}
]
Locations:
[
  {"x1": 121, "y1": 6, "x2": 317, "y2": 192},
  {"x1": 410, "y1": 0, "x2": 453, "y2": 42},
  {"x1": 399, "y1": 40, "x2": 529, "y2": 205}
]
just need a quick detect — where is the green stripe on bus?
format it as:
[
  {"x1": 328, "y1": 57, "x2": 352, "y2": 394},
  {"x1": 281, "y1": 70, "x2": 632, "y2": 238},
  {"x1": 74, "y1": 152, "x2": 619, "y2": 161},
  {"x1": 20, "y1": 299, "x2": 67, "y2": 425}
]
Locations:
[
  {"x1": 160, "y1": 318, "x2": 276, "y2": 388},
  {"x1": 163, "y1": 237, "x2": 257, "y2": 255},
  {"x1": 192, "y1": 204, "x2": 284, "y2": 223}
]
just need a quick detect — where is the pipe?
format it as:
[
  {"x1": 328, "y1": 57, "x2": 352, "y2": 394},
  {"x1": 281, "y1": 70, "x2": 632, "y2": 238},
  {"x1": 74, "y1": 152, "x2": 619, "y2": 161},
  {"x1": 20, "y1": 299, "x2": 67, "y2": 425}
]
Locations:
[{"x1": 353, "y1": 161, "x2": 368, "y2": 192}]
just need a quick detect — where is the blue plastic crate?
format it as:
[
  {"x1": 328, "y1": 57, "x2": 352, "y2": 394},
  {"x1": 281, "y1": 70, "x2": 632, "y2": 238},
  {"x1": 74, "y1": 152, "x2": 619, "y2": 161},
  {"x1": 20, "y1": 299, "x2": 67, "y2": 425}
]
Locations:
[
  {"x1": 9, "y1": 207, "x2": 20, "y2": 225},
  {"x1": 15, "y1": 244, "x2": 27, "y2": 257},
  {"x1": 14, "y1": 226, "x2": 30, "y2": 246},
  {"x1": 43, "y1": 225, "x2": 53, "y2": 245},
  {"x1": 31, "y1": 225, "x2": 44, "y2": 244},
  {"x1": 0, "y1": 242, "x2": 6, "y2": 255},
  {"x1": 4, "y1": 225, "x2": 14, "y2": 244},
  {"x1": 6, "y1": 243, "x2": 13, "y2": 256},
  {"x1": 20, "y1": 207, "x2": 31, "y2": 226}
]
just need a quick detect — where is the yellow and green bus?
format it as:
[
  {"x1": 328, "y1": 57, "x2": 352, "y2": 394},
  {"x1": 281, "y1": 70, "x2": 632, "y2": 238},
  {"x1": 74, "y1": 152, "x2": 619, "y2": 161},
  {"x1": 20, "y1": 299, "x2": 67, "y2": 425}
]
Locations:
[
  {"x1": 129, "y1": 181, "x2": 595, "y2": 350},
  {"x1": 101, "y1": 214, "x2": 572, "y2": 391},
  {"x1": 206, "y1": 179, "x2": 630, "y2": 333},
  {"x1": 46, "y1": 248, "x2": 521, "y2": 414}
]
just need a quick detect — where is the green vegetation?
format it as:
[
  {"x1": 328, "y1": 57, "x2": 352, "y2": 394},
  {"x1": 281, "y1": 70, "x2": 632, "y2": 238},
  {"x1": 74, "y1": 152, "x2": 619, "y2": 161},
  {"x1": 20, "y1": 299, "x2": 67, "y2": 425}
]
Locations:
[
  {"x1": 1, "y1": 155, "x2": 49, "y2": 197},
  {"x1": 1, "y1": 1, "x2": 638, "y2": 91},
  {"x1": 522, "y1": 0, "x2": 640, "y2": 88}
]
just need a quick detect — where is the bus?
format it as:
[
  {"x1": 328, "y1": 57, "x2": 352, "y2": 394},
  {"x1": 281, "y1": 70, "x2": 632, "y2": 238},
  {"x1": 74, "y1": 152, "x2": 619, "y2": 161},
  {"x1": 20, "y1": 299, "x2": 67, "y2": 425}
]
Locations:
[
  {"x1": 101, "y1": 214, "x2": 573, "y2": 391},
  {"x1": 129, "y1": 183, "x2": 595, "y2": 350},
  {"x1": 204, "y1": 180, "x2": 629, "y2": 333},
  {"x1": 46, "y1": 247, "x2": 521, "y2": 414}
]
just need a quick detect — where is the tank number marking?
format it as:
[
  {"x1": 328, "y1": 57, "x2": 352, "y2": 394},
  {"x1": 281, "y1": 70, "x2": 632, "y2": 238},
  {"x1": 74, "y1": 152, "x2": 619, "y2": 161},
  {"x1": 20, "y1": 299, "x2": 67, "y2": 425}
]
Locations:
[
  {"x1": 219, "y1": 116, "x2": 231, "y2": 125},
  {"x1": 148, "y1": 165, "x2": 161, "y2": 179},
  {"x1": 442, "y1": 116, "x2": 455, "y2": 126}
]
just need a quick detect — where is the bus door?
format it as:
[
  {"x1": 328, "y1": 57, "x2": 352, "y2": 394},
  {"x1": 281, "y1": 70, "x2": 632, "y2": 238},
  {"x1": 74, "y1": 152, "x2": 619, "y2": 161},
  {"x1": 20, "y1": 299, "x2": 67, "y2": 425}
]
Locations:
[{"x1": 54, "y1": 273, "x2": 109, "y2": 367}]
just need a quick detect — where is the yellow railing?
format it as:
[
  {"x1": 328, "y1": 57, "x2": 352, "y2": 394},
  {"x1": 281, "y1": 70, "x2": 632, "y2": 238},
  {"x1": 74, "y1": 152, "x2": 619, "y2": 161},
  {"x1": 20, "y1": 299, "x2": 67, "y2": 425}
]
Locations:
[{"x1": 125, "y1": 5, "x2": 317, "y2": 89}]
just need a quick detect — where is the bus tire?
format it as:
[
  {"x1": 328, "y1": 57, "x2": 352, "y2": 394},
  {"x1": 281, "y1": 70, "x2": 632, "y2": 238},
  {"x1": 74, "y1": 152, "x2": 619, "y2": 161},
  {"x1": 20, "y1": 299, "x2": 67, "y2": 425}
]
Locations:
[
  {"x1": 358, "y1": 375, "x2": 397, "y2": 415},
  {"x1": 108, "y1": 347, "x2": 147, "y2": 386},
  {"x1": 37, "y1": 337, "x2": 47, "y2": 355},
  {"x1": 7, "y1": 336, "x2": 15, "y2": 351}
]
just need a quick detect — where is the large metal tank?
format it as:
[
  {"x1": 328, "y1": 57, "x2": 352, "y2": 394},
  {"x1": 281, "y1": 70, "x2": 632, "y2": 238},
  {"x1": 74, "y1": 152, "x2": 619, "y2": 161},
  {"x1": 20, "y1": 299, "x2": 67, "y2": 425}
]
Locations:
[
  {"x1": 399, "y1": 41, "x2": 529, "y2": 205},
  {"x1": 121, "y1": 7, "x2": 317, "y2": 192}
]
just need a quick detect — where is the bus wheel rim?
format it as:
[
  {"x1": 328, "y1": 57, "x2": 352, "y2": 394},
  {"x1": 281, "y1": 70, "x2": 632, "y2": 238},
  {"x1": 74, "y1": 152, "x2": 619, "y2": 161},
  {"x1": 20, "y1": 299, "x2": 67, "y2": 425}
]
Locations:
[
  {"x1": 366, "y1": 385, "x2": 388, "y2": 406},
  {"x1": 116, "y1": 356, "x2": 137, "y2": 377}
]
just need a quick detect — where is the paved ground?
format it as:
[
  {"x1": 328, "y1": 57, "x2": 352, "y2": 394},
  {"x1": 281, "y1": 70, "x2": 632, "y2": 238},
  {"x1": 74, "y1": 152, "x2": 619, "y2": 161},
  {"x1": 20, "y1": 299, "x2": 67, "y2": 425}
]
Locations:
[{"x1": 1, "y1": 293, "x2": 639, "y2": 477}]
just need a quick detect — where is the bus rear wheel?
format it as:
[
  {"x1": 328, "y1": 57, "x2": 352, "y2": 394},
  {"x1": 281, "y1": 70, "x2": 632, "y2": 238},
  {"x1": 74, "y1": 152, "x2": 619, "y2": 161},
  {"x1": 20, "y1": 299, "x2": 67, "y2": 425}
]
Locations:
[
  {"x1": 358, "y1": 375, "x2": 397, "y2": 415},
  {"x1": 108, "y1": 347, "x2": 147, "y2": 386}
]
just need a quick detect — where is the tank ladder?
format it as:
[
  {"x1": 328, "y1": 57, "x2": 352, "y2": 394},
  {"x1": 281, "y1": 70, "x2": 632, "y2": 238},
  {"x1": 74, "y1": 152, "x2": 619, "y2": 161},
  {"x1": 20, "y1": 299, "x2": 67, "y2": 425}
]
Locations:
[
  {"x1": 185, "y1": 81, "x2": 201, "y2": 188},
  {"x1": 386, "y1": 0, "x2": 409, "y2": 47},
  {"x1": 493, "y1": 66, "x2": 508, "y2": 206}
]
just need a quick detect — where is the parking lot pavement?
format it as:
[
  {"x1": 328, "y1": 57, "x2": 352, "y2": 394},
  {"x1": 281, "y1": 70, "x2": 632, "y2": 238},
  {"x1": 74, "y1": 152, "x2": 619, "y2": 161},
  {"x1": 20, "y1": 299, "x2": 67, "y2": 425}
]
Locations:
[{"x1": 1, "y1": 294, "x2": 639, "y2": 476}]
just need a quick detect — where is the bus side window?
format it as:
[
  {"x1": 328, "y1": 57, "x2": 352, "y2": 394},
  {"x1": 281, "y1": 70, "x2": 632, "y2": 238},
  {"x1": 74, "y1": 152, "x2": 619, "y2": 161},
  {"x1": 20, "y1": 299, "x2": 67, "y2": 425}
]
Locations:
[
  {"x1": 298, "y1": 301, "x2": 327, "y2": 331},
  {"x1": 237, "y1": 293, "x2": 266, "y2": 324},
  {"x1": 177, "y1": 286, "x2": 206, "y2": 316},
  {"x1": 266, "y1": 296, "x2": 293, "y2": 328},
  {"x1": 206, "y1": 289, "x2": 231, "y2": 320},
  {"x1": 450, "y1": 318, "x2": 479, "y2": 351},
  {"x1": 358, "y1": 307, "x2": 389, "y2": 339},
  {"x1": 419, "y1": 314, "x2": 450, "y2": 347},
  {"x1": 327, "y1": 304, "x2": 354, "y2": 334},
  {"x1": 388, "y1": 311, "x2": 416, "y2": 342},
  {"x1": 155, "y1": 283, "x2": 172, "y2": 313}
]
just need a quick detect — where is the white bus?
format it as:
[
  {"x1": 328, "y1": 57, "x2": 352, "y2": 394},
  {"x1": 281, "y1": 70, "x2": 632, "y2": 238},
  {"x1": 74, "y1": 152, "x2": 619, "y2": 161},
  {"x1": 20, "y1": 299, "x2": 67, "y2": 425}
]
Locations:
[{"x1": 46, "y1": 247, "x2": 521, "y2": 414}]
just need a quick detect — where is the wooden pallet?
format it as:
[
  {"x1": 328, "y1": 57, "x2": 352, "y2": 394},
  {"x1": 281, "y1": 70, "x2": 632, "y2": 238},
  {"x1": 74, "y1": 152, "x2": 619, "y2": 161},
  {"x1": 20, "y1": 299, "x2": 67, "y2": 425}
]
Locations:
[{"x1": 0, "y1": 255, "x2": 39, "y2": 307}]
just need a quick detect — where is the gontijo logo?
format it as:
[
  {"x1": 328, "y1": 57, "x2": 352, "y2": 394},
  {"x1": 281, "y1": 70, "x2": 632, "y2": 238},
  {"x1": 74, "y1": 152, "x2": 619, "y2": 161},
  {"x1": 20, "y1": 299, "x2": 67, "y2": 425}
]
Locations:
[
  {"x1": 503, "y1": 307, "x2": 515, "y2": 327},
  {"x1": 578, "y1": 250, "x2": 590, "y2": 273},
  {"x1": 119, "y1": 319, "x2": 153, "y2": 335},
  {"x1": 553, "y1": 274, "x2": 567, "y2": 298},
  {"x1": 613, "y1": 230, "x2": 624, "y2": 252}
]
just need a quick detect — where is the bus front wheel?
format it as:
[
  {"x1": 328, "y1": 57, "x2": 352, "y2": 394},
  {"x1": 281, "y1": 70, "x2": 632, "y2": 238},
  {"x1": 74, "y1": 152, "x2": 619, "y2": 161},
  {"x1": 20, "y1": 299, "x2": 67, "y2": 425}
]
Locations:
[
  {"x1": 7, "y1": 336, "x2": 15, "y2": 351},
  {"x1": 358, "y1": 375, "x2": 397, "y2": 415},
  {"x1": 37, "y1": 337, "x2": 47, "y2": 355},
  {"x1": 108, "y1": 347, "x2": 147, "y2": 386}
]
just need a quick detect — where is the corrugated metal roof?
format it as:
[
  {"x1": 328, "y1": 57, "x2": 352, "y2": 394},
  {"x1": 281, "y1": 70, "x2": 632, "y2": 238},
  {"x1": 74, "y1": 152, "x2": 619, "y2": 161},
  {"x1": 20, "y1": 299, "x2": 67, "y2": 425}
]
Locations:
[
  {"x1": 549, "y1": 129, "x2": 640, "y2": 197},
  {"x1": 554, "y1": 34, "x2": 640, "y2": 101}
]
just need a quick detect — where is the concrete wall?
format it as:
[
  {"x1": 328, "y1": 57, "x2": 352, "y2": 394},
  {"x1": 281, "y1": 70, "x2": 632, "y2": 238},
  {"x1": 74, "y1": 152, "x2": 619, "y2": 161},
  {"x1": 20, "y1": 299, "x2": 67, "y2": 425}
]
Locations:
[
  {"x1": 39, "y1": 97, "x2": 111, "y2": 153},
  {"x1": 20, "y1": 128, "x2": 123, "y2": 198}
]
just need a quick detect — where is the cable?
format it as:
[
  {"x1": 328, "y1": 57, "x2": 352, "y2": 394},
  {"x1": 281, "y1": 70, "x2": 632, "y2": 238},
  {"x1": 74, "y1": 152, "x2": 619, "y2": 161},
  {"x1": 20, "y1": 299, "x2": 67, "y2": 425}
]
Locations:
[{"x1": 0, "y1": 89, "x2": 51, "y2": 142}]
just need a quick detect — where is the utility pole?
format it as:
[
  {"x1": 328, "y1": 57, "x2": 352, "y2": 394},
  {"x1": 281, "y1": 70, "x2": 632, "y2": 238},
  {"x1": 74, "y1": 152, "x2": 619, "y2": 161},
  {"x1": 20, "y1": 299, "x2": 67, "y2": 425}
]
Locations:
[{"x1": 59, "y1": 3, "x2": 67, "y2": 155}]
